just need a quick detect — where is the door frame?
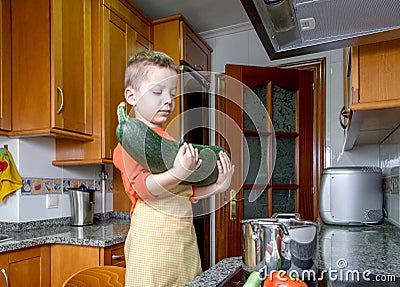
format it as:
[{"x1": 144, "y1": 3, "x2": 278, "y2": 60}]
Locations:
[
  {"x1": 214, "y1": 58, "x2": 326, "y2": 262},
  {"x1": 279, "y1": 58, "x2": 326, "y2": 222}
]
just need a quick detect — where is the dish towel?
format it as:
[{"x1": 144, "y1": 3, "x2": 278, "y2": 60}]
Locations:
[{"x1": 0, "y1": 148, "x2": 22, "y2": 202}]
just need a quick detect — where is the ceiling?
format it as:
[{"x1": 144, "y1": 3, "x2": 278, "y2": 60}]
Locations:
[{"x1": 130, "y1": 0, "x2": 250, "y2": 33}]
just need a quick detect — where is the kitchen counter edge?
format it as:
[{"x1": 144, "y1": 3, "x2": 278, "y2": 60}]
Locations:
[{"x1": 0, "y1": 217, "x2": 130, "y2": 253}]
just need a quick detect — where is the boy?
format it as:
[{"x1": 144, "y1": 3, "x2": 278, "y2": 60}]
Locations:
[{"x1": 113, "y1": 51, "x2": 234, "y2": 287}]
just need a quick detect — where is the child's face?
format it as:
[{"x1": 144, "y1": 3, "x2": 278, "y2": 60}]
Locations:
[{"x1": 126, "y1": 67, "x2": 177, "y2": 127}]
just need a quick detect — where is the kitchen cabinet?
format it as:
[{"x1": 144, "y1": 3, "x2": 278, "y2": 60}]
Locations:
[
  {"x1": 0, "y1": 0, "x2": 11, "y2": 133},
  {"x1": 103, "y1": 242, "x2": 125, "y2": 267},
  {"x1": 101, "y1": 1, "x2": 152, "y2": 161},
  {"x1": 153, "y1": 14, "x2": 211, "y2": 70},
  {"x1": 10, "y1": 0, "x2": 93, "y2": 140},
  {"x1": 53, "y1": 0, "x2": 152, "y2": 166},
  {"x1": 352, "y1": 38, "x2": 400, "y2": 109},
  {"x1": 153, "y1": 14, "x2": 212, "y2": 139},
  {"x1": 343, "y1": 38, "x2": 400, "y2": 150},
  {"x1": 51, "y1": 243, "x2": 125, "y2": 287},
  {"x1": 0, "y1": 245, "x2": 51, "y2": 287},
  {"x1": 0, "y1": 254, "x2": 7, "y2": 287}
]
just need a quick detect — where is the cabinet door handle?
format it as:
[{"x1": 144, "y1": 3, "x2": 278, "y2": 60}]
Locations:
[
  {"x1": 56, "y1": 86, "x2": 64, "y2": 114},
  {"x1": 112, "y1": 255, "x2": 125, "y2": 260},
  {"x1": 194, "y1": 64, "x2": 203, "y2": 71},
  {"x1": 339, "y1": 106, "x2": 352, "y2": 129},
  {"x1": 1, "y1": 268, "x2": 8, "y2": 287}
]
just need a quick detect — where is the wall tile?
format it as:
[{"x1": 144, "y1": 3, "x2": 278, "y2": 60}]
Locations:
[
  {"x1": 380, "y1": 125, "x2": 400, "y2": 225},
  {"x1": 0, "y1": 136, "x2": 114, "y2": 223}
]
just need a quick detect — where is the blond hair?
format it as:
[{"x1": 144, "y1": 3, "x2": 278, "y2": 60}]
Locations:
[{"x1": 124, "y1": 51, "x2": 178, "y2": 90}]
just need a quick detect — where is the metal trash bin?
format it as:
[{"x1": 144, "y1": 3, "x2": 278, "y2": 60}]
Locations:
[{"x1": 68, "y1": 184, "x2": 95, "y2": 226}]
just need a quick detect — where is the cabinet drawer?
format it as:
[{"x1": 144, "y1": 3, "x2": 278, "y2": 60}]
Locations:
[
  {"x1": 110, "y1": 247, "x2": 125, "y2": 267},
  {"x1": 104, "y1": 243, "x2": 125, "y2": 267}
]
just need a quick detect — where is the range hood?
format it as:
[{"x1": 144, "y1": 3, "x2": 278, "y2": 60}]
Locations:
[{"x1": 241, "y1": 0, "x2": 400, "y2": 59}]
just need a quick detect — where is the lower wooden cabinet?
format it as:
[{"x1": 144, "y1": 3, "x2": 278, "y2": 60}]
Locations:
[
  {"x1": 103, "y1": 243, "x2": 125, "y2": 267},
  {"x1": 0, "y1": 253, "x2": 8, "y2": 287},
  {"x1": 0, "y1": 243, "x2": 125, "y2": 287},
  {"x1": 0, "y1": 245, "x2": 51, "y2": 287},
  {"x1": 51, "y1": 243, "x2": 125, "y2": 287}
]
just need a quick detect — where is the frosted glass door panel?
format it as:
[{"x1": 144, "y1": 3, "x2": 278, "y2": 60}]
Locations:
[
  {"x1": 243, "y1": 86, "x2": 267, "y2": 131},
  {"x1": 243, "y1": 189, "x2": 267, "y2": 219},
  {"x1": 273, "y1": 137, "x2": 296, "y2": 184},
  {"x1": 272, "y1": 85, "x2": 296, "y2": 132},
  {"x1": 272, "y1": 189, "x2": 296, "y2": 213},
  {"x1": 244, "y1": 135, "x2": 269, "y2": 185}
]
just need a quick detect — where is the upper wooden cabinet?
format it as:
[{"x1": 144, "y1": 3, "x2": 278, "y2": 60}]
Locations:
[
  {"x1": 11, "y1": 0, "x2": 93, "y2": 140},
  {"x1": 153, "y1": 14, "x2": 213, "y2": 139},
  {"x1": 153, "y1": 14, "x2": 212, "y2": 71},
  {"x1": 352, "y1": 38, "x2": 400, "y2": 110},
  {"x1": 343, "y1": 38, "x2": 400, "y2": 150},
  {"x1": 53, "y1": 0, "x2": 152, "y2": 165},
  {"x1": 0, "y1": 0, "x2": 11, "y2": 133}
]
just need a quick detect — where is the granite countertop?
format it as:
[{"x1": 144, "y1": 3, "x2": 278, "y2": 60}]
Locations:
[
  {"x1": 318, "y1": 222, "x2": 400, "y2": 276},
  {"x1": 0, "y1": 215, "x2": 130, "y2": 253},
  {"x1": 184, "y1": 257, "x2": 242, "y2": 287},
  {"x1": 186, "y1": 221, "x2": 400, "y2": 286}
]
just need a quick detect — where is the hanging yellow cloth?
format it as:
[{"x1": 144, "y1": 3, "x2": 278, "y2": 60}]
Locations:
[{"x1": 0, "y1": 148, "x2": 22, "y2": 202}]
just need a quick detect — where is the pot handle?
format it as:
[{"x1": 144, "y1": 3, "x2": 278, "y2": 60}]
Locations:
[
  {"x1": 252, "y1": 220, "x2": 290, "y2": 237},
  {"x1": 272, "y1": 213, "x2": 301, "y2": 220}
]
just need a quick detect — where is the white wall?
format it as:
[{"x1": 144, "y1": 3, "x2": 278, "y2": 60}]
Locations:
[
  {"x1": 201, "y1": 23, "x2": 380, "y2": 169},
  {"x1": 0, "y1": 137, "x2": 113, "y2": 223}
]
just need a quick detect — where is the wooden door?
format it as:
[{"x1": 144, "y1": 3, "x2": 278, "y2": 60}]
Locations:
[
  {"x1": 8, "y1": 245, "x2": 50, "y2": 287},
  {"x1": 103, "y1": 8, "x2": 128, "y2": 160},
  {"x1": 181, "y1": 22, "x2": 210, "y2": 71},
  {"x1": 352, "y1": 38, "x2": 400, "y2": 109},
  {"x1": 11, "y1": 0, "x2": 51, "y2": 132},
  {"x1": 51, "y1": 244, "x2": 100, "y2": 287},
  {"x1": 105, "y1": 6, "x2": 151, "y2": 211},
  {"x1": 0, "y1": 0, "x2": 11, "y2": 131},
  {"x1": 52, "y1": 0, "x2": 92, "y2": 135},
  {"x1": 215, "y1": 64, "x2": 316, "y2": 261},
  {"x1": 0, "y1": 253, "x2": 8, "y2": 287},
  {"x1": 103, "y1": 7, "x2": 150, "y2": 160}
]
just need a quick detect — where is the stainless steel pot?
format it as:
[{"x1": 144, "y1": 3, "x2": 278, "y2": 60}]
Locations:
[{"x1": 241, "y1": 213, "x2": 319, "y2": 279}]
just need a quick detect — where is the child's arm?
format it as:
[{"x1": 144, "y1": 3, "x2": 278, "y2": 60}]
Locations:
[
  {"x1": 145, "y1": 142, "x2": 202, "y2": 196},
  {"x1": 191, "y1": 151, "x2": 235, "y2": 200}
]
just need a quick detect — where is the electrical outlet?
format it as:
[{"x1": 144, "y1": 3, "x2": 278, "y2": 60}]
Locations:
[{"x1": 46, "y1": 194, "x2": 58, "y2": 209}]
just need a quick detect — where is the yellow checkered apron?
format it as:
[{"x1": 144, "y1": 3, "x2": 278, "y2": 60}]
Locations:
[{"x1": 124, "y1": 185, "x2": 202, "y2": 287}]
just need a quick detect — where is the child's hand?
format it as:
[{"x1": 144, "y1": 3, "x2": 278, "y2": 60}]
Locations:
[
  {"x1": 170, "y1": 143, "x2": 202, "y2": 181},
  {"x1": 214, "y1": 151, "x2": 235, "y2": 193}
]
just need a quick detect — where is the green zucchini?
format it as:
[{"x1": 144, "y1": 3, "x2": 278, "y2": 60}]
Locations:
[
  {"x1": 243, "y1": 271, "x2": 262, "y2": 287},
  {"x1": 116, "y1": 102, "x2": 230, "y2": 187}
]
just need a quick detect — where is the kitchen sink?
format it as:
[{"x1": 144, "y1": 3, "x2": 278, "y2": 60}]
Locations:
[{"x1": 0, "y1": 234, "x2": 13, "y2": 243}]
